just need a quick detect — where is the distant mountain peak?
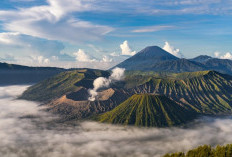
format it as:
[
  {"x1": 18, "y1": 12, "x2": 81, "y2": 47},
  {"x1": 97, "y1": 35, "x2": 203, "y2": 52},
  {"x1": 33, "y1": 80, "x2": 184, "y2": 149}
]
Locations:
[
  {"x1": 113, "y1": 45, "x2": 179, "y2": 70},
  {"x1": 191, "y1": 55, "x2": 213, "y2": 63},
  {"x1": 137, "y1": 45, "x2": 178, "y2": 57},
  {"x1": 138, "y1": 45, "x2": 164, "y2": 52}
]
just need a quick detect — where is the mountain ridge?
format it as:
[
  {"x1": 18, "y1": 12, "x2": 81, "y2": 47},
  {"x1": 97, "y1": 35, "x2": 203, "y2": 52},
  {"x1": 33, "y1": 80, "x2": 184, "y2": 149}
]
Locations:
[
  {"x1": 130, "y1": 70, "x2": 232, "y2": 114},
  {"x1": 113, "y1": 45, "x2": 232, "y2": 75},
  {"x1": 0, "y1": 62, "x2": 66, "y2": 85},
  {"x1": 20, "y1": 69, "x2": 232, "y2": 125}
]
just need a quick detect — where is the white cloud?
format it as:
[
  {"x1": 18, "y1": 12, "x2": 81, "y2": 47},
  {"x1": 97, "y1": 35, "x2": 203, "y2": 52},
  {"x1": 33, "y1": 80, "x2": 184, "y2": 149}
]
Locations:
[
  {"x1": 120, "y1": 40, "x2": 136, "y2": 56},
  {"x1": 0, "y1": 32, "x2": 21, "y2": 45},
  {"x1": 221, "y1": 52, "x2": 232, "y2": 60},
  {"x1": 0, "y1": 0, "x2": 113, "y2": 43},
  {"x1": 214, "y1": 52, "x2": 220, "y2": 57},
  {"x1": 215, "y1": 52, "x2": 232, "y2": 60},
  {"x1": 30, "y1": 55, "x2": 50, "y2": 64},
  {"x1": 73, "y1": 49, "x2": 96, "y2": 62},
  {"x1": 132, "y1": 25, "x2": 174, "y2": 33},
  {"x1": 163, "y1": 41, "x2": 183, "y2": 58},
  {"x1": 4, "y1": 86, "x2": 232, "y2": 157},
  {"x1": 101, "y1": 55, "x2": 113, "y2": 62},
  {"x1": 51, "y1": 56, "x2": 59, "y2": 61},
  {"x1": 110, "y1": 52, "x2": 120, "y2": 57}
]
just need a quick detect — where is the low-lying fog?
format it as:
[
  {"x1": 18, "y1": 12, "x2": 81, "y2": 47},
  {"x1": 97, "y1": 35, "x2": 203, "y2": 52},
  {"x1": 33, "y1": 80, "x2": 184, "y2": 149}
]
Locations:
[{"x1": 1, "y1": 85, "x2": 232, "y2": 157}]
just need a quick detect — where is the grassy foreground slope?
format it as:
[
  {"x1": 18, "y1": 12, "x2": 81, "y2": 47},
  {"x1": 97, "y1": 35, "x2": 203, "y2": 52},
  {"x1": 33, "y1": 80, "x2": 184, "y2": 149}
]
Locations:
[
  {"x1": 19, "y1": 69, "x2": 109, "y2": 101},
  {"x1": 96, "y1": 94, "x2": 196, "y2": 127},
  {"x1": 163, "y1": 144, "x2": 232, "y2": 157}
]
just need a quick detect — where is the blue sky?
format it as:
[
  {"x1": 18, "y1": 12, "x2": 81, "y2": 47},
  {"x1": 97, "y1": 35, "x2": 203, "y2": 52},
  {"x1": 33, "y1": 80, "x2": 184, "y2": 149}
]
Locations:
[{"x1": 0, "y1": 0, "x2": 232, "y2": 69}]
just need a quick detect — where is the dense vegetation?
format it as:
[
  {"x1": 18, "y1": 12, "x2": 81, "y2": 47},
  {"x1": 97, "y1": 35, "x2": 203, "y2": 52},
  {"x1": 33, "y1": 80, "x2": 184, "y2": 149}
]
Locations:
[
  {"x1": 124, "y1": 70, "x2": 212, "y2": 88},
  {"x1": 163, "y1": 144, "x2": 232, "y2": 157},
  {"x1": 96, "y1": 94, "x2": 196, "y2": 127},
  {"x1": 20, "y1": 68, "x2": 232, "y2": 127},
  {"x1": 21, "y1": 69, "x2": 232, "y2": 116},
  {"x1": 130, "y1": 70, "x2": 232, "y2": 114}
]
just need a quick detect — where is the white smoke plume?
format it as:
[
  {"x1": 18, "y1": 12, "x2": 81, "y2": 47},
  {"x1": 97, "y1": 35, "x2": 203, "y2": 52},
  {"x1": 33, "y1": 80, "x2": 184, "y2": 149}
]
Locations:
[{"x1": 88, "y1": 67, "x2": 125, "y2": 101}]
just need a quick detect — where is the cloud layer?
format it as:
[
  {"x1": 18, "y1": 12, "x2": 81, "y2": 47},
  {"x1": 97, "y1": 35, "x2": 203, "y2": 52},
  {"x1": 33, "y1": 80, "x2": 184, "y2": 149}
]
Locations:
[{"x1": 1, "y1": 85, "x2": 232, "y2": 157}]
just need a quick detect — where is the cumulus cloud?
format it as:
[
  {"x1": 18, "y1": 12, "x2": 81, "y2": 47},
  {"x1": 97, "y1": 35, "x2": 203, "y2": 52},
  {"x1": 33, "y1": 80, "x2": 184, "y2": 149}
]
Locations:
[
  {"x1": 220, "y1": 53, "x2": 232, "y2": 60},
  {"x1": 120, "y1": 40, "x2": 136, "y2": 56},
  {"x1": 73, "y1": 49, "x2": 96, "y2": 62},
  {"x1": 2, "y1": 85, "x2": 232, "y2": 157},
  {"x1": 101, "y1": 55, "x2": 113, "y2": 62},
  {"x1": 71, "y1": 50, "x2": 115, "y2": 68},
  {"x1": 32, "y1": 55, "x2": 50, "y2": 64},
  {"x1": 163, "y1": 41, "x2": 183, "y2": 58},
  {"x1": 88, "y1": 67, "x2": 125, "y2": 101},
  {"x1": 214, "y1": 52, "x2": 232, "y2": 60}
]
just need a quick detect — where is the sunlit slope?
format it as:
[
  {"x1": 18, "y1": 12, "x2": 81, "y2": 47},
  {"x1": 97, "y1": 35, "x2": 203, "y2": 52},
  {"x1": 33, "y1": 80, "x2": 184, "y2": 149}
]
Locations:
[
  {"x1": 20, "y1": 69, "x2": 232, "y2": 116},
  {"x1": 97, "y1": 94, "x2": 196, "y2": 127},
  {"x1": 19, "y1": 69, "x2": 109, "y2": 101},
  {"x1": 131, "y1": 71, "x2": 232, "y2": 114}
]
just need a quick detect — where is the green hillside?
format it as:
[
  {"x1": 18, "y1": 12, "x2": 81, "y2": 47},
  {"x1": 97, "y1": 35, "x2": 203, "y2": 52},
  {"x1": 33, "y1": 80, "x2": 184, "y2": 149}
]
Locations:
[
  {"x1": 20, "y1": 69, "x2": 232, "y2": 120},
  {"x1": 19, "y1": 69, "x2": 109, "y2": 101},
  {"x1": 163, "y1": 144, "x2": 232, "y2": 157},
  {"x1": 96, "y1": 94, "x2": 196, "y2": 127},
  {"x1": 130, "y1": 71, "x2": 232, "y2": 114},
  {"x1": 124, "y1": 70, "x2": 212, "y2": 88}
]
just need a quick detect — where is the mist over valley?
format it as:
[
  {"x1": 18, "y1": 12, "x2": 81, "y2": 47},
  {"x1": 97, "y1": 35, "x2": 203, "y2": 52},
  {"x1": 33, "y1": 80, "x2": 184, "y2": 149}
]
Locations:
[{"x1": 1, "y1": 85, "x2": 232, "y2": 157}]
